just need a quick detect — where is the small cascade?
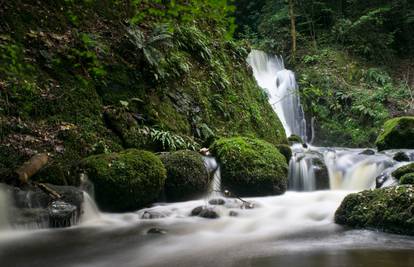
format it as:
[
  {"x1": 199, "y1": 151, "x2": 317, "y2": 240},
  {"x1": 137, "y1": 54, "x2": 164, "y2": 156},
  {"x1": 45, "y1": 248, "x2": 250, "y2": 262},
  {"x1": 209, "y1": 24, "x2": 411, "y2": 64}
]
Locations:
[
  {"x1": 203, "y1": 156, "x2": 222, "y2": 196},
  {"x1": 81, "y1": 192, "x2": 101, "y2": 223},
  {"x1": 247, "y1": 50, "x2": 307, "y2": 141},
  {"x1": 0, "y1": 185, "x2": 10, "y2": 230}
]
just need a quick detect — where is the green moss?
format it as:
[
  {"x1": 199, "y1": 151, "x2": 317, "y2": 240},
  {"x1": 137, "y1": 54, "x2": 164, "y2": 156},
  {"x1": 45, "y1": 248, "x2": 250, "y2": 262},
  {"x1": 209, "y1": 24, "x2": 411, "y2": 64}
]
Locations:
[
  {"x1": 79, "y1": 149, "x2": 166, "y2": 212},
  {"x1": 159, "y1": 150, "x2": 210, "y2": 201},
  {"x1": 275, "y1": 144, "x2": 292, "y2": 163},
  {"x1": 392, "y1": 163, "x2": 414, "y2": 180},
  {"x1": 335, "y1": 186, "x2": 414, "y2": 235},
  {"x1": 210, "y1": 137, "x2": 288, "y2": 197},
  {"x1": 287, "y1": 134, "x2": 303, "y2": 144},
  {"x1": 375, "y1": 117, "x2": 414, "y2": 151},
  {"x1": 400, "y1": 173, "x2": 414, "y2": 185}
]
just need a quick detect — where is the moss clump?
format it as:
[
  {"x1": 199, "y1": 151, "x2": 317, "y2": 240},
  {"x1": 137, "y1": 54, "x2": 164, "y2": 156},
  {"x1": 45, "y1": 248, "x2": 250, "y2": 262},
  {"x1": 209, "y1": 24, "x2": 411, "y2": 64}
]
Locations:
[
  {"x1": 335, "y1": 186, "x2": 414, "y2": 235},
  {"x1": 211, "y1": 137, "x2": 288, "y2": 197},
  {"x1": 159, "y1": 150, "x2": 209, "y2": 201},
  {"x1": 376, "y1": 117, "x2": 414, "y2": 151},
  {"x1": 276, "y1": 144, "x2": 292, "y2": 163},
  {"x1": 392, "y1": 163, "x2": 414, "y2": 180},
  {"x1": 400, "y1": 173, "x2": 414, "y2": 185},
  {"x1": 79, "y1": 149, "x2": 166, "y2": 212},
  {"x1": 287, "y1": 134, "x2": 303, "y2": 144}
]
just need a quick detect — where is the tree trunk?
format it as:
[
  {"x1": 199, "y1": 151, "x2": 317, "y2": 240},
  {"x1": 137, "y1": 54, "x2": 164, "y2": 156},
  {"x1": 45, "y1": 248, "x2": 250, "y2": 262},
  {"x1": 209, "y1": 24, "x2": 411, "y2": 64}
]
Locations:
[
  {"x1": 15, "y1": 153, "x2": 48, "y2": 184},
  {"x1": 288, "y1": 0, "x2": 297, "y2": 59}
]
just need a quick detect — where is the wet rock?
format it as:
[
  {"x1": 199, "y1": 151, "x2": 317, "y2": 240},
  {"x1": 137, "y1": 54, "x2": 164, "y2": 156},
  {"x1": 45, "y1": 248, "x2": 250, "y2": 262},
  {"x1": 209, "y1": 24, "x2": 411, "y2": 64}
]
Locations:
[
  {"x1": 393, "y1": 152, "x2": 410, "y2": 162},
  {"x1": 241, "y1": 202, "x2": 255, "y2": 209},
  {"x1": 191, "y1": 206, "x2": 219, "y2": 219},
  {"x1": 229, "y1": 211, "x2": 238, "y2": 217},
  {"x1": 376, "y1": 116, "x2": 414, "y2": 151},
  {"x1": 48, "y1": 201, "x2": 77, "y2": 228},
  {"x1": 359, "y1": 149, "x2": 376, "y2": 155},
  {"x1": 147, "y1": 228, "x2": 167, "y2": 234},
  {"x1": 141, "y1": 210, "x2": 168, "y2": 219},
  {"x1": 375, "y1": 174, "x2": 388, "y2": 188},
  {"x1": 313, "y1": 158, "x2": 330, "y2": 190},
  {"x1": 208, "y1": 198, "x2": 225, "y2": 205},
  {"x1": 287, "y1": 134, "x2": 303, "y2": 144},
  {"x1": 392, "y1": 163, "x2": 414, "y2": 180}
]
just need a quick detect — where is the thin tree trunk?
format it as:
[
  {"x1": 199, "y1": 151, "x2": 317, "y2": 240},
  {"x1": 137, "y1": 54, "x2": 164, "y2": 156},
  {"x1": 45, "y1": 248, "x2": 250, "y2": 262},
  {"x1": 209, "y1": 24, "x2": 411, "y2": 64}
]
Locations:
[{"x1": 288, "y1": 0, "x2": 297, "y2": 59}]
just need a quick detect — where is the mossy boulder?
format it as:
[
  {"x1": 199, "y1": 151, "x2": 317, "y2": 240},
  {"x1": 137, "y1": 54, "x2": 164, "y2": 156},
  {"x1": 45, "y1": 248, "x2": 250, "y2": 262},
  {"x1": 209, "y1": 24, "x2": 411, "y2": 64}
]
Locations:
[
  {"x1": 159, "y1": 150, "x2": 210, "y2": 201},
  {"x1": 335, "y1": 186, "x2": 414, "y2": 235},
  {"x1": 79, "y1": 149, "x2": 166, "y2": 212},
  {"x1": 375, "y1": 117, "x2": 414, "y2": 151},
  {"x1": 287, "y1": 134, "x2": 303, "y2": 144},
  {"x1": 400, "y1": 173, "x2": 414, "y2": 185},
  {"x1": 210, "y1": 137, "x2": 288, "y2": 197},
  {"x1": 276, "y1": 144, "x2": 292, "y2": 163},
  {"x1": 392, "y1": 163, "x2": 414, "y2": 180}
]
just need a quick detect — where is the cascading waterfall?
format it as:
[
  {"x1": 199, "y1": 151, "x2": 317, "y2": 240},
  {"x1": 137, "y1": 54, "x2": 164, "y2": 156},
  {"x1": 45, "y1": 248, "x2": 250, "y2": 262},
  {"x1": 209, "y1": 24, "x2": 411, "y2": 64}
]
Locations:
[
  {"x1": 247, "y1": 50, "x2": 307, "y2": 140},
  {"x1": 0, "y1": 185, "x2": 10, "y2": 230}
]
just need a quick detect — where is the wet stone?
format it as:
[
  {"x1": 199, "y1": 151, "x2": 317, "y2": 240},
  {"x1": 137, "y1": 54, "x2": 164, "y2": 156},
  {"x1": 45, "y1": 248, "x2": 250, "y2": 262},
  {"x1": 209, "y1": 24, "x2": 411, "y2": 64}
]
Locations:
[
  {"x1": 208, "y1": 198, "x2": 226, "y2": 205},
  {"x1": 191, "y1": 206, "x2": 219, "y2": 219},
  {"x1": 141, "y1": 210, "x2": 167, "y2": 219},
  {"x1": 229, "y1": 211, "x2": 238, "y2": 217},
  {"x1": 359, "y1": 149, "x2": 376, "y2": 155},
  {"x1": 147, "y1": 228, "x2": 167, "y2": 235},
  {"x1": 393, "y1": 152, "x2": 410, "y2": 162},
  {"x1": 48, "y1": 201, "x2": 77, "y2": 228}
]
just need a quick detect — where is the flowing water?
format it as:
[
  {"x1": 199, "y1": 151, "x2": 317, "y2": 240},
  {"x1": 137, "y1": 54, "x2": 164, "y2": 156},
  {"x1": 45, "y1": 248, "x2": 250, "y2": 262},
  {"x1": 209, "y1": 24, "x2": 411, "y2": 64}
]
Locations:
[{"x1": 1, "y1": 50, "x2": 414, "y2": 266}]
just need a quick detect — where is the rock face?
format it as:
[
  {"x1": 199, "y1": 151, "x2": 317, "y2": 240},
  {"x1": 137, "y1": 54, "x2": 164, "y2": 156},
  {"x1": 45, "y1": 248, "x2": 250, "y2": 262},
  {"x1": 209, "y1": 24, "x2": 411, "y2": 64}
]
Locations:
[
  {"x1": 335, "y1": 186, "x2": 414, "y2": 235},
  {"x1": 275, "y1": 144, "x2": 292, "y2": 163},
  {"x1": 211, "y1": 137, "x2": 288, "y2": 197},
  {"x1": 375, "y1": 117, "x2": 414, "y2": 151},
  {"x1": 392, "y1": 163, "x2": 414, "y2": 180},
  {"x1": 80, "y1": 149, "x2": 166, "y2": 212},
  {"x1": 159, "y1": 150, "x2": 209, "y2": 201}
]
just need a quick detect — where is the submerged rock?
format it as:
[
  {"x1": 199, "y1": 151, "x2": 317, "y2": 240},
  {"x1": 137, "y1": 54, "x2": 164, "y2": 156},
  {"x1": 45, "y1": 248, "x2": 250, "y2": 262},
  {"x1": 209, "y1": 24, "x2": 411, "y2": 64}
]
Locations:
[
  {"x1": 208, "y1": 198, "x2": 226, "y2": 205},
  {"x1": 140, "y1": 210, "x2": 168, "y2": 219},
  {"x1": 79, "y1": 149, "x2": 166, "y2": 212},
  {"x1": 376, "y1": 117, "x2": 414, "y2": 151},
  {"x1": 147, "y1": 228, "x2": 167, "y2": 235},
  {"x1": 159, "y1": 150, "x2": 209, "y2": 201},
  {"x1": 359, "y1": 149, "x2": 376, "y2": 155},
  {"x1": 191, "y1": 206, "x2": 219, "y2": 219},
  {"x1": 335, "y1": 186, "x2": 414, "y2": 235},
  {"x1": 393, "y1": 152, "x2": 410, "y2": 162},
  {"x1": 210, "y1": 137, "x2": 288, "y2": 197}
]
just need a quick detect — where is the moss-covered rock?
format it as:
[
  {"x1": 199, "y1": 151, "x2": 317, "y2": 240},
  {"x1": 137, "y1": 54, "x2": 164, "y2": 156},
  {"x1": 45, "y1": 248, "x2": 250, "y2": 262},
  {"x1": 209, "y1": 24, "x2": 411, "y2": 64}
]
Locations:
[
  {"x1": 392, "y1": 163, "x2": 414, "y2": 180},
  {"x1": 79, "y1": 149, "x2": 166, "y2": 212},
  {"x1": 211, "y1": 137, "x2": 288, "y2": 197},
  {"x1": 287, "y1": 134, "x2": 303, "y2": 144},
  {"x1": 335, "y1": 186, "x2": 414, "y2": 235},
  {"x1": 376, "y1": 117, "x2": 414, "y2": 151},
  {"x1": 159, "y1": 150, "x2": 210, "y2": 201},
  {"x1": 400, "y1": 173, "x2": 414, "y2": 185},
  {"x1": 276, "y1": 144, "x2": 292, "y2": 163}
]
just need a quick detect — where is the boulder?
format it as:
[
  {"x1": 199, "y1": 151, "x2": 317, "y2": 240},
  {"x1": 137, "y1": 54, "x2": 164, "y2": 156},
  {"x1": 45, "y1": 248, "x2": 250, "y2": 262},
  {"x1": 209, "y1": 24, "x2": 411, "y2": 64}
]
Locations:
[
  {"x1": 375, "y1": 117, "x2": 414, "y2": 151},
  {"x1": 393, "y1": 152, "x2": 410, "y2": 162},
  {"x1": 208, "y1": 198, "x2": 226, "y2": 205},
  {"x1": 79, "y1": 149, "x2": 166, "y2": 212},
  {"x1": 359, "y1": 149, "x2": 376, "y2": 155},
  {"x1": 211, "y1": 137, "x2": 288, "y2": 197},
  {"x1": 191, "y1": 206, "x2": 219, "y2": 219},
  {"x1": 287, "y1": 134, "x2": 303, "y2": 144},
  {"x1": 159, "y1": 150, "x2": 209, "y2": 201},
  {"x1": 335, "y1": 186, "x2": 414, "y2": 235},
  {"x1": 147, "y1": 228, "x2": 167, "y2": 234},
  {"x1": 392, "y1": 163, "x2": 414, "y2": 180},
  {"x1": 276, "y1": 144, "x2": 292, "y2": 163}
]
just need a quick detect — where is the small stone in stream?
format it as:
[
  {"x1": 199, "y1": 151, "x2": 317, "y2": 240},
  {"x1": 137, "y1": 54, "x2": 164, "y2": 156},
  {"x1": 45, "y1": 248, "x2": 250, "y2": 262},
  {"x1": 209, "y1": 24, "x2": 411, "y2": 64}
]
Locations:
[
  {"x1": 229, "y1": 211, "x2": 238, "y2": 217},
  {"x1": 191, "y1": 206, "x2": 219, "y2": 219},
  {"x1": 359, "y1": 149, "x2": 376, "y2": 155},
  {"x1": 141, "y1": 210, "x2": 167, "y2": 219},
  {"x1": 241, "y1": 202, "x2": 255, "y2": 209},
  {"x1": 208, "y1": 198, "x2": 226, "y2": 205},
  {"x1": 393, "y1": 152, "x2": 410, "y2": 162},
  {"x1": 48, "y1": 201, "x2": 77, "y2": 228},
  {"x1": 147, "y1": 228, "x2": 167, "y2": 234}
]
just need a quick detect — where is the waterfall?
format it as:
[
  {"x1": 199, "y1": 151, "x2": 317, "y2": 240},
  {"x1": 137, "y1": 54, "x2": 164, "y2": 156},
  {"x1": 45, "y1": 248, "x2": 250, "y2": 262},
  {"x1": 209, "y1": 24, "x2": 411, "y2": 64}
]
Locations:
[
  {"x1": 247, "y1": 50, "x2": 307, "y2": 140},
  {"x1": 203, "y1": 156, "x2": 222, "y2": 197},
  {"x1": 0, "y1": 185, "x2": 10, "y2": 230}
]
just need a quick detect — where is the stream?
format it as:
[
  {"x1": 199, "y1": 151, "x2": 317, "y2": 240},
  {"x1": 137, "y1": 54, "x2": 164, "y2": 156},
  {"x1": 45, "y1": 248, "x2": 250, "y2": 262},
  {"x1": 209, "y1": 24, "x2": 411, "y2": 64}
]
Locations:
[{"x1": 0, "y1": 50, "x2": 413, "y2": 267}]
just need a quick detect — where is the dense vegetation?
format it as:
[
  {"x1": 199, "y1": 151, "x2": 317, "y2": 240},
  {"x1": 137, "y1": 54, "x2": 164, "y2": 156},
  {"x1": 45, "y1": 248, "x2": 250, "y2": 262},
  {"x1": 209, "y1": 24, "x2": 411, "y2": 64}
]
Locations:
[
  {"x1": 235, "y1": 0, "x2": 414, "y2": 146},
  {"x1": 0, "y1": 0, "x2": 287, "y2": 185}
]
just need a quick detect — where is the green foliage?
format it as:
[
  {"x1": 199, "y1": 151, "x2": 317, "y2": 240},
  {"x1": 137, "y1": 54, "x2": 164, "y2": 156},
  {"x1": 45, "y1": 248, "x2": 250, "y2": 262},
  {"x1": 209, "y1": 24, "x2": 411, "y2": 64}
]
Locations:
[
  {"x1": 400, "y1": 173, "x2": 414, "y2": 185},
  {"x1": 143, "y1": 126, "x2": 200, "y2": 152},
  {"x1": 211, "y1": 136, "x2": 288, "y2": 197}
]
